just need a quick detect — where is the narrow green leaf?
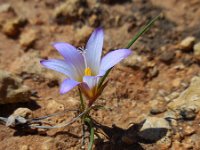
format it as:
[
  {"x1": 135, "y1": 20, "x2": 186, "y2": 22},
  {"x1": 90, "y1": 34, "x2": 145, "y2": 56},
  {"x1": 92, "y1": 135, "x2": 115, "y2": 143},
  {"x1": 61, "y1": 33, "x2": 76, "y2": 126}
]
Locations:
[
  {"x1": 125, "y1": 15, "x2": 160, "y2": 49},
  {"x1": 84, "y1": 117, "x2": 94, "y2": 150},
  {"x1": 99, "y1": 15, "x2": 160, "y2": 87}
]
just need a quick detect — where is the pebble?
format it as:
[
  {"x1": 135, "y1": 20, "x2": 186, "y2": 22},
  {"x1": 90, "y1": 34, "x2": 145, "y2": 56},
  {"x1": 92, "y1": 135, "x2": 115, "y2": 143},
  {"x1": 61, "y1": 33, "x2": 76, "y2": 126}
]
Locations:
[
  {"x1": 2, "y1": 18, "x2": 27, "y2": 38},
  {"x1": 168, "y1": 76, "x2": 200, "y2": 120},
  {"x1": 183, "y1": 125, "x2": 195, "y2": 136},
  {"x1": 150, "y1": 100, "x2": 167, "y2": 115},
  {"x1": 9, "y1": 51, "x2": 61, "y2": 81},
  {"x1": 148, "y1": 67, "x2": 159, "y2": 78},
  {"x1": 19, "y1": 29, "x2": 38, "y2": 50},
  {"x1": 172, "y1": 78, "x2": 181, "y2": 88},
  {"x1": 122, "y1": 53, "x2": 144, "y2": 69},
  {"x1": 138, "y1": 117, "x2": 171, "y2": 142},
  {"x1": 159, "y1": 51, "x2": 175, "y2": 63},
  {"x1": 13, "y1": 108, "x2": 33, "y2": 118},
  {"x1": 180, "y1": 105, "x2": 197, "y2": 120},
  {"x1": 88, "y1": 14, "x2": 99, "y2": 27},
  {"x1": 0, "y1": 3, "x2": 13, "y2": 13},
  {"x1": 179, "y1": 36, "x2": 195, "y2": 52},
  {"x1": 193, "y1": 42, "x2": 200, "y2": 60},
  {"x1": 46, "y1": 100, "x2": 64, "y2": 114},
  {"x1": 0, "y1": 70, "x2": 31, "y2": 104},
  {"x1": 53, "y1": 0, "x2": 87, "y2": 24}
]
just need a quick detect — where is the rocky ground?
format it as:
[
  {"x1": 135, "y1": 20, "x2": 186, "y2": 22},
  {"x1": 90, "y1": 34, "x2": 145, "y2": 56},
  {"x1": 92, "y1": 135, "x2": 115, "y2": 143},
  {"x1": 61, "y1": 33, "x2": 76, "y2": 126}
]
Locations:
[{"x1": 0, "y1": 0, "x2": 200, "y2": 149}]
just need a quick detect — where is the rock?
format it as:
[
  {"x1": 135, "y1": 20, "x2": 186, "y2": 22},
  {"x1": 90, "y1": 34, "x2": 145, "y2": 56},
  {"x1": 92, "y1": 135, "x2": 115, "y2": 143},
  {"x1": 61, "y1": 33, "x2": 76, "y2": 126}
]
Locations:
[
  {"x1": 122, "y1": 53, "x2": 144, "y2": 69},
  {"x1": 150, "y1": 100, "x2": 167, "y2": 115},
  {"x1": 0, "y1": 3, "x2": 13, "y2": 13},
  {"x1": 88, "y1": 14, "x2": 99, "y2": 27},
  {"x1": 46, "y1": 100, "x2": 64, "y2": 114},
  {"x1": 193, "y1": 42, "x2": 200, "y2": 60},
  {"x1": 53, "y1": 0, "x2": 87, "y2": 24},
  {"x1": 183, "y1": 125, "x2": 195, "y2": 136},
  {"x1": 138, "y1": 117, "x2": 171, "y2": 143},
  {"x1": 13, "y1": 108, "x2": 33, "y2": 118},
  {"x1": 164, "y1": 92, "x2": 180, "y2": 103},
  {"x1": 179, "y1": 36, "x2": 195, "y2": 52},
  {"x1": 19, "y1": 29, "x2": 38, "y2": 50},
  {"x1": 190, "y1": 134, "x2": 200, "y2": 149},
  {"x1": 147, "y1": 67, "x2": 159, "y2": 78},
  {"x1": 168, "y1": 76, "x2": 200, "y2": 120},
  {"x1": 159, "y1": 51, "x2": 175, "y2": 63},
  {"x1": 172, "y1": 78, "x2": 181, "y2": 88},
  {"x1": 9, "y1": 51, "x2": 62, "y2": 81},
  {"x1": 179, "y1": 105, "x2": 197, "y2": 120},
  {"x1": 0, "y1": 70, "x2": 31, "y2": 104},
  {"x1": 2, "y1": 18, "x2": 27, "y2": 38}
]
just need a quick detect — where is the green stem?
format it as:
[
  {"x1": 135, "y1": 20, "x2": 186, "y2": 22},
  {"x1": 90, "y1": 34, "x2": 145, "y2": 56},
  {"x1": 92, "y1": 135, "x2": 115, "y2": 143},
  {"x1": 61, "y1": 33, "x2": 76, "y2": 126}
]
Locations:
[
  {"x1": 98, "y1": 15, "x2": 160, "y2": 89},
  {"x1": 78, "y1": 88, "x2": 85, "y2": 111},
  {"x1": 125, "y1": 15, "x2": 160, "y2": 49},
  {"x1": 85, "y1": 117, "x2": 94, "y2": 150}
]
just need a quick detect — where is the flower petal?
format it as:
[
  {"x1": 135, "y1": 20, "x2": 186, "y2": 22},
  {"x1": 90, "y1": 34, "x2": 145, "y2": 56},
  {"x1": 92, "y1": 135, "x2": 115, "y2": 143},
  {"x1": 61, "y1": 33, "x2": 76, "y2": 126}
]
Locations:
[
  {"x1": 60, "y1": 79, "x2": 80, "y2": 94},
  {"x1": 83, "y1": 76, "x2": 100, "y2": 89},
  {"x1": 99, "y1": 49, "x2": 132, "y2": 75},
  {"x1": 53, "y1": 42, "x2": 85, "y2": 80},
  {"x1": 85, "y1": 28, "x2": 104, "y2": 75},
  {"x1": 40, "y1": 59, "x2": 78, "y2": 79}
]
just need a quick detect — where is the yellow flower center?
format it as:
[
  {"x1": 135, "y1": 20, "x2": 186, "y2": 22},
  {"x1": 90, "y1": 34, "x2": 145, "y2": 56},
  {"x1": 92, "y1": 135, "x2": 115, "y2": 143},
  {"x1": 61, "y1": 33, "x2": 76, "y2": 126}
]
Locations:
[{"x1": 84, "y1": 67, "x2": 92, "y2": 76}]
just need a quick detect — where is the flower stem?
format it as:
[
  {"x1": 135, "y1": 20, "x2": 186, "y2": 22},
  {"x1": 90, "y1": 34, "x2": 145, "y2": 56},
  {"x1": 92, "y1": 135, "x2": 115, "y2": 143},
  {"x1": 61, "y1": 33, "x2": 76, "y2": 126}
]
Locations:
[
  {"x1": 84, "y1": 117, "x2": 94, "y2": 150},
  {"x1": 125, "y1": 15, "x2": 160, "y2": 49}
]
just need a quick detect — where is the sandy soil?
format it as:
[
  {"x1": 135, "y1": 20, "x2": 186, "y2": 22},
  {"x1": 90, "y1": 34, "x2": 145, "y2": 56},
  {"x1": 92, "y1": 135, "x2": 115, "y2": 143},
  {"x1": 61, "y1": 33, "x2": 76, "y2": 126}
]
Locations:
[{"x1": 0, "y1": 0, "x2": 200, "y2": 149}]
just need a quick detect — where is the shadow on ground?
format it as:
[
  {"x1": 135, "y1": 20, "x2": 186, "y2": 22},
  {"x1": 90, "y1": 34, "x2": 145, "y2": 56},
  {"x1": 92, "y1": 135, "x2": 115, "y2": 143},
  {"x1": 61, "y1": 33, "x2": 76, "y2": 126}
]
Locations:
[{"x1": 94, "y1": 120, "x2": 168, "y2": 150}]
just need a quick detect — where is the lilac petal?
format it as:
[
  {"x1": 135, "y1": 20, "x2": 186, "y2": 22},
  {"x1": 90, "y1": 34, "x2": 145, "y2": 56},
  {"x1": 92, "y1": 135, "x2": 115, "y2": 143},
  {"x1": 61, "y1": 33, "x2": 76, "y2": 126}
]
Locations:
[
  {"x1": 99, "y1": 49, "x2": 132, "y2": 75},
  {"x1": 85, "y1": 28, "x2": 104, "y2": 75},
  {"x1": 40, "y1": 59, "x2": 78, "y2": 79},
  {"x1": 60, "y1": 79, "x2": 80, "y2": 94},
  {"x1": 53, "y1": 42, "x2": 85, "y2": 80},
  {"x1": 83, "y1": 76, "x2": 100, "y2": 90}
]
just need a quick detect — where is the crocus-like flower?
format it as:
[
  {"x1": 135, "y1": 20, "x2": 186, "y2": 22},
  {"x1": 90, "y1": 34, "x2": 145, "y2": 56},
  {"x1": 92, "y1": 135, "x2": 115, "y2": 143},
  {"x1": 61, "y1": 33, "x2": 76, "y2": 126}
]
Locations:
[{"x1": 41, "y1": 28, "x2": 132, "y2": 106}]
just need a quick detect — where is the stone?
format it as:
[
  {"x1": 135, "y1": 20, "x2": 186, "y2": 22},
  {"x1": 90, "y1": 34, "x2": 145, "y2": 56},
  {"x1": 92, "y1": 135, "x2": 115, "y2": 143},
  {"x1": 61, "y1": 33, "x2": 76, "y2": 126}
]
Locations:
[
  {"x1": 138, "y1": 117, "x2": 171, "y2": 143},
  {"x1": 19, "y1": 29, "x2": 38, "y2": 50},
  {"x1": 168, "y1": 76, "x2": 200, "y2": 120},
  {"x1": 193, "y1": 42, "x2": 200, "y2": 60},
  {"x1": 122, "y1": 53, "x2": 144, "y2": 69},
  {"x1": 172, "y1": 78, "x2": 181, "y2": 88},
  {"x1": 9, "y1": 51, "x2": 62, "y2": 81},
  {"x1": 2, "y1": 18, "x2": 27, "y2": 38},
  {"x1": 159, "y1": 51, "x2": 175, "y2": 63},
  {"x1": 13, "y1": 108, "x2": 33, "y2": 118},
  {"x1": 183, "y1": 125, "x2": 195, "y2": 136},
  {"x1": 179, "y1": 36, "x2": 195, "y2": 52},
  {"x1": 150, "y1": 100, "x2": 167, "y2": 115},
  {"x1": 88, "y1": 14, "x2": 99, "y2": 27},
  {"x1": 53, "y1": 0, "x2": 87, "y2": 24},
  {"x1": 46, "y1": 100, "x2": 64, "y2": 114},
  {"x1": 0, "y1": 70, "x2": 31, "y2": 104},
  {"x1": 0, "y1": 3, "x2": 13, "y2": 13}
]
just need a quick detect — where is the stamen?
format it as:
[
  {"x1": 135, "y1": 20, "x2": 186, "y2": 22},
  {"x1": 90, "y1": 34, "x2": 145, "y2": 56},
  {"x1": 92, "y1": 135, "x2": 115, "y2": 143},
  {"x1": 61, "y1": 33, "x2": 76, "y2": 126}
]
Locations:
[
  {"x1": 77, "y1": 47, "x2": 88, "y2": 68},
  {"x1": 84, "y1": 67, "x2": 92, "y2": 76}
]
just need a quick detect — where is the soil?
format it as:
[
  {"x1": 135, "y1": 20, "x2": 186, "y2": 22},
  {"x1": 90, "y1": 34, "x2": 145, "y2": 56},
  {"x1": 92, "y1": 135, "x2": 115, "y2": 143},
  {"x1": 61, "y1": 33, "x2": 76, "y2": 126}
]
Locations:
[{"x1": 0, "y1": 0, "x2": 200, "y2": 149}]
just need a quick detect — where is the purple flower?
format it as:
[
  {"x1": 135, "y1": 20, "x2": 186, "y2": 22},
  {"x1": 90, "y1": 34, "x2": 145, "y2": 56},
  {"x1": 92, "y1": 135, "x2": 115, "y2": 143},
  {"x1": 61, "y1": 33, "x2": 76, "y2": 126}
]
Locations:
[{"x1": 41, "y1": 28, "x2": 132, "y2": 106}]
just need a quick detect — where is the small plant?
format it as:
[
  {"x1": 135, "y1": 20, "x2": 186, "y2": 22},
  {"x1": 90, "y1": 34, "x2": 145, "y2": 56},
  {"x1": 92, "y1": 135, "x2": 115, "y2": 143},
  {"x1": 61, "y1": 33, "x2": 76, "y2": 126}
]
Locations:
[{"x1": 40, "y1": 16, "x2": 159, "y2": 149}]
